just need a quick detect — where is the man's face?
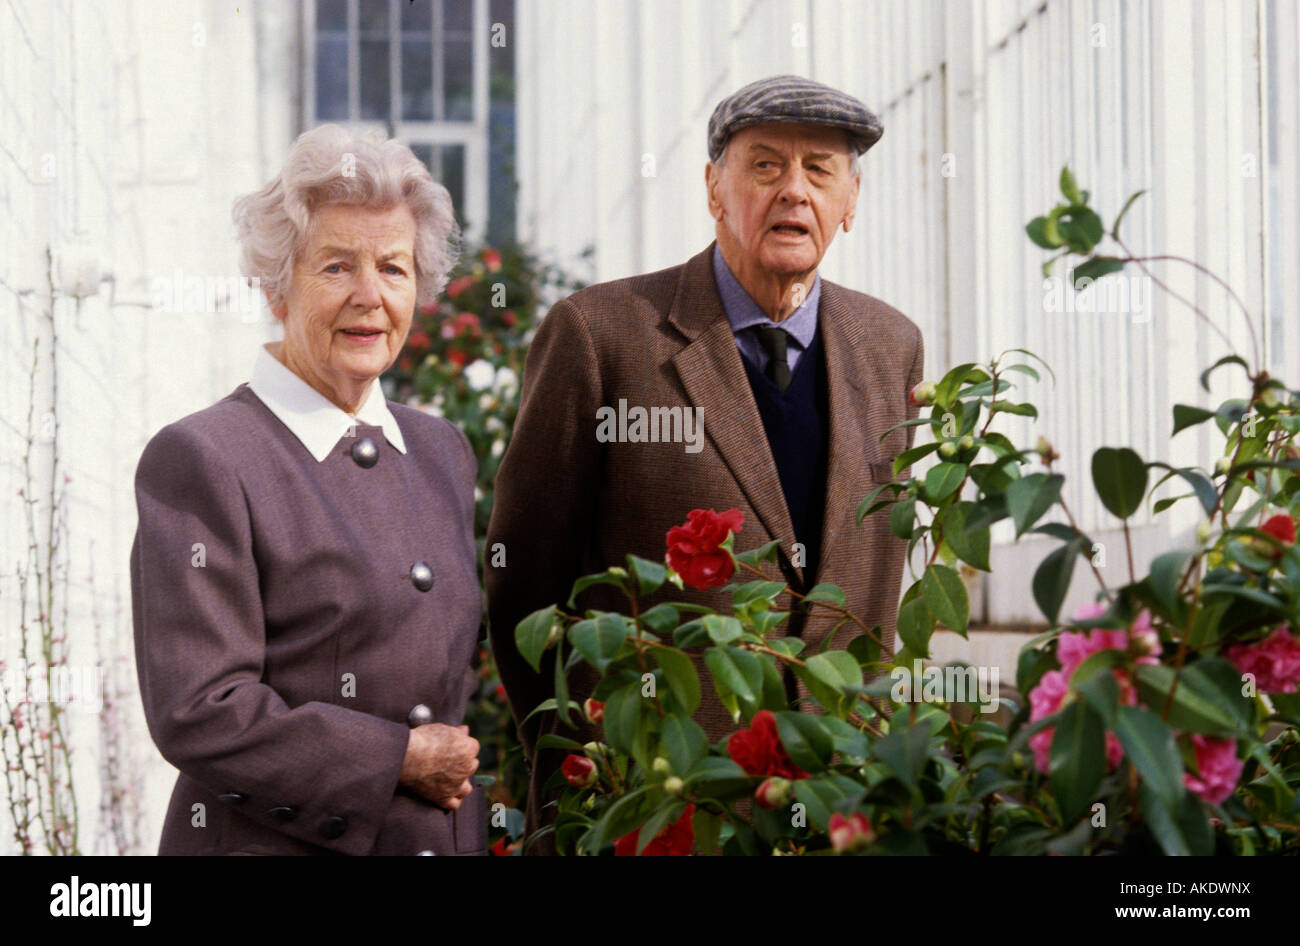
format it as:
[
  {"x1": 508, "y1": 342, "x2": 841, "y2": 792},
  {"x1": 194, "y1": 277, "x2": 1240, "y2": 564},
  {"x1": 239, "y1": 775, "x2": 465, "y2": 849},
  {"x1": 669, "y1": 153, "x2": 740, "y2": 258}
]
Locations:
[{"x1": 706, "y1": 122, "x2": 860, "y2": 280}]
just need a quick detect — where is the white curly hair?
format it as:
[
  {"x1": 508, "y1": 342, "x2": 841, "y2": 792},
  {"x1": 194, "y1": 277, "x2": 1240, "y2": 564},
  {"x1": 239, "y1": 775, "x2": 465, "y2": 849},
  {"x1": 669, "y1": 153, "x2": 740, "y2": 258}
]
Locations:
[{"x1": 232, "y1": 124, "x2": 459, "y2": 307}]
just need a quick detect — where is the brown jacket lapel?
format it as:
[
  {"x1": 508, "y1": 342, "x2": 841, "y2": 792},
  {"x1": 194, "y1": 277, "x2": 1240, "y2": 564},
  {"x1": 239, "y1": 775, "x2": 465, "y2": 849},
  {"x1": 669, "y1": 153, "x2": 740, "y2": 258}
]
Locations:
[{"x1": 667, "y1": 246, "x2": 800, "y2": 571}]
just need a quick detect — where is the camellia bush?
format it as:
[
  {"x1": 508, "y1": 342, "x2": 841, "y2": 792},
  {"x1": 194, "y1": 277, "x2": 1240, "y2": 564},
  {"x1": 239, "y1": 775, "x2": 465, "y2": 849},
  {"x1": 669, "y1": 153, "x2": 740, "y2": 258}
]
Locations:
[
  {"x1": 511, "y1": 171, "x2": 1300, "y2": 856},
  {"x1": 384, "y1": 242, "x2": 588, "y2": 852}
]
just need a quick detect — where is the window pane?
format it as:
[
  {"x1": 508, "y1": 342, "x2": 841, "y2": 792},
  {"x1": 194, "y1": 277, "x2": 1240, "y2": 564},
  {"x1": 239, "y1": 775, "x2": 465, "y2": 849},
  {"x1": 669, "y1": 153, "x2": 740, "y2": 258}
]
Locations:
[
  {"x1": 316, "y1": 0, "x2": 347, "y2": 31},
  {"x1": 443, "y1": 38, "x2": 473, "y2": 121},
  {"x1": 401, "y1": 37, "x2": 433, "y2": 120},
  {"x1": 443, "y1": 0, "x2": 472, "y2": 35},
  {"x1": 316, "y1": 35, "x2": 349, "y2": 120},
  {"x1": 359, "y1": 39, "x2": 391, "y2": 120},
  {"x1": 438, "y1": 144, "x2": 466, "y2": 226},
  {"x1": 402, "y1": 0, "x2": 432, "y2": 31},
  {"x1": 409, "y1": 143, "x2": 434, "y2": 174},
  {"x1": 358, "y1": 0, "x2": 389, "y2": 32}
]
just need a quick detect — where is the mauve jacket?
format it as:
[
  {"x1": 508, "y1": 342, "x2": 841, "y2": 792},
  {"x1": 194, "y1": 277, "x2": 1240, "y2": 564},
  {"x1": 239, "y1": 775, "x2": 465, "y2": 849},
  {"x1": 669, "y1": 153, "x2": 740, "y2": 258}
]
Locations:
[{"x1": 130, "y1": 383, "x2": 487, "y2": 855}]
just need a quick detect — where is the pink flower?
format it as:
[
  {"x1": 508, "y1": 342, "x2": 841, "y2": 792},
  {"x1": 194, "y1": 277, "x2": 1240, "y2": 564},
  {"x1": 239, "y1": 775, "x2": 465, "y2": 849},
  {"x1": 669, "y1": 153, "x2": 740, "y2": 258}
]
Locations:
[
  {"x1": 1183, "y1": 735, "x2": 1242, "y2": 806},
  {"x1": 1223, "y1": 626, "x2": 1300, "y2": 693},
  {"x1": 828, "y1": 812, "x2": 873, "y2": 852},
  {"x1": 1028, "y1": 670, "x2": 1069, "y2": 774}
]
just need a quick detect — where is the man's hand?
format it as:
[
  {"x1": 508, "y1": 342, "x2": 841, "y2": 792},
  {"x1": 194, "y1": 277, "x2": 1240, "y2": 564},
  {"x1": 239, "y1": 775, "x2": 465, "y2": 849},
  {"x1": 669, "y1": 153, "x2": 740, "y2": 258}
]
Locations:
[{"x1": 399, "y1": 723, "x2": 480, "y2": 810}]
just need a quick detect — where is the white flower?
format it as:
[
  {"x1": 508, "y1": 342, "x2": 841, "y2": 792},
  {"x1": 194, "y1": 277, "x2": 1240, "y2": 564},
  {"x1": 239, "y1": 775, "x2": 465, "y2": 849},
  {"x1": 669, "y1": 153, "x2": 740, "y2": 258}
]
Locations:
[
  {"x1": 478, "y1": 392, "x2": 494, "y2": 411},
  {"x1": 419, "y1": 401, "x2": 443, "y2": 418},
  {"x1": 464, "y1": 359, "x2": 495, "y2": 391},
  {"x1": 491, "y1": 438, "x2": 504, "y2": 458},
  {"x1": 485, "y1": 416, "x2": 504, "y2": 434},
  {"x1": 495, "y1": 366, "x2": 519, "y2": 397}
]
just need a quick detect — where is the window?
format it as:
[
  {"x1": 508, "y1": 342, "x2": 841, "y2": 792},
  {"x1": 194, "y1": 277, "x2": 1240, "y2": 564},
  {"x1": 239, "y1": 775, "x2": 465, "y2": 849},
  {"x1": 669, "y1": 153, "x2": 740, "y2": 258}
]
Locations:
[{"x1": 305, "y1": 0, "x2": 513, "y2": 242}]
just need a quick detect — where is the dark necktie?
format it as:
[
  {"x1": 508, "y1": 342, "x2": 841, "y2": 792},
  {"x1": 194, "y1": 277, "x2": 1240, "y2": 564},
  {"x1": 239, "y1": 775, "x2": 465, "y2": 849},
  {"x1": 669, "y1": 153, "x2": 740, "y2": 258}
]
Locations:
[{"x1": 753, "y1": 325, "x2": 793, "y2": 392}]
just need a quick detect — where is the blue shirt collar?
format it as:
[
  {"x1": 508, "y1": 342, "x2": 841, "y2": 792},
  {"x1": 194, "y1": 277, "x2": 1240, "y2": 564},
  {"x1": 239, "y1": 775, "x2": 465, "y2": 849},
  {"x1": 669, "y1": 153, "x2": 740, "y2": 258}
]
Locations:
[{"x1": 711, "y1": 243, "x2": 821, "y2": 348}]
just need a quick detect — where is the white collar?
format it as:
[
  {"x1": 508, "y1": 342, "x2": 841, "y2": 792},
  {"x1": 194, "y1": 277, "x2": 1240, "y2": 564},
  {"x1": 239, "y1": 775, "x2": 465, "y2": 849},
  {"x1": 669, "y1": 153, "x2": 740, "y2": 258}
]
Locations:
[{"x1": 248, "y1": 342, "x2": 407, "y2": 463}]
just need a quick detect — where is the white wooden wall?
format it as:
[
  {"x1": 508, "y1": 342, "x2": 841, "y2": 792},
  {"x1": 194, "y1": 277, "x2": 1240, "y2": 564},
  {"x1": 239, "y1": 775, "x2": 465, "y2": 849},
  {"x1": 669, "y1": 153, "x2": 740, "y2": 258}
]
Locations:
[
  {"x1": 0, "y1": 0, "x2": 290, "y2": 854},
  {"x1": 516, "y1": 0, "x2": 1299, "y2": 625}
]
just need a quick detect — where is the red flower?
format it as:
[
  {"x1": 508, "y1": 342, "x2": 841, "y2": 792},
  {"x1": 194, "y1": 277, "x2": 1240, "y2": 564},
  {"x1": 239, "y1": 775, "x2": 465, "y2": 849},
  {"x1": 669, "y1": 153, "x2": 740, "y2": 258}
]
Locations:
[
  {"x1": 447, "y1": 348, "x2": 467, "y2": 368},
  {"x1": 665, "y1": 508, "x2": 743, "y2": 590},
  {"x1": 1260, "y1": 513, "x2": 1296, "y2": 549},
  {"x1": 614, "y1": 804, "x2": 695, "y2": 856},
  {"x1": 406, "y1": 330, "x2": 431, "y2": 353},
  {"x1": 482, "y1": 247, "x2": 503, "y2": 272},
  {"x1": 453, "y1": 311, "x2": 481, "y2": 334},
  {"x1": 584, "y1": 698, "x2": 605, "y2": 724},
  {"x1": 502, "y1": 310, "x2": 518, "y2": 327},
  {"x1": 828, "y1": 812, "x2": 873, "y2": 852},
  {"x1": 561, "y1": 754, "x2": 597, "y2": 788},
  {"x1": 397, "y1": 355, "x2": 412, "y2": 373},
  {"x1": 726, "y1": 710, "x2": 806, "y2": 780},
  {"x1": 446, "y1": 275, "x2": 475, "y2": 299},
  {"x1": 490, "y1": 835, "x2": 509, "y2": 856},
  {"x1": 418, "y1": 301, "x2": 441, "y2": 316},
  {"x1": 494, "y1": 683, "x2": 507, "y2": 702}
]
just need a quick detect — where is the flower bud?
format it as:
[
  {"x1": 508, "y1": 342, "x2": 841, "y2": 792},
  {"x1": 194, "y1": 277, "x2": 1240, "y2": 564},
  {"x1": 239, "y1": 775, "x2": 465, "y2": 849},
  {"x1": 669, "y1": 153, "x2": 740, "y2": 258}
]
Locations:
[
  {"x1": 1035, "y1": 436, "x2": 1058, "y2": 463},
  {"x1": 545, "y1": 620, "x2": 564, "y2": 647},
  {"x1": 663, "y1": 776, "x2": 685, "y2": 796},
  {"x1": 1196, "y1": 520, "x2": 1212, "y2": 544},
  {"x1": 755, "y1": 777, "x2": 793, "y2": 810},
  {"x1": 959, "y1": 435, "x2": 976, "y2": 451},
  {"x1": 561, "y1": 754, "x2": 598, "y2": 789},
  {"x1": 828, "y1": 812, "x2": 874, "y2": 852},
  {"x1": 583, "y1": 741, "x2": 604, "y2": 757},
  {"x1": 909, "y1": 381, "x2": 937, "y2": 407},
  {"x1": 583, "y1": 698, "x2": 605, "y2": 724},
  {"x1": 651, "y1": 756, "x2": 672, "y2": 775},
  {"x1": 938, "y1": 440, "x2": 958, "y2": 459},
  {"x1": 1214, "y1": 457, "x2": 1232, "y2": 477},
  {"x1": 1285, "y1": 444, "x2": 1300, "y2": 462}
]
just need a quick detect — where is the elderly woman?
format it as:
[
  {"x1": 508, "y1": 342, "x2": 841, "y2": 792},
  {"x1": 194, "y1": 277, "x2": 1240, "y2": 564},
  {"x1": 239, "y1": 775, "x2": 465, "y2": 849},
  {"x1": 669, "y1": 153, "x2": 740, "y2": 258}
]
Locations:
[{"x1": 129, "y1": 125, "x2": 485, "y2": 855}]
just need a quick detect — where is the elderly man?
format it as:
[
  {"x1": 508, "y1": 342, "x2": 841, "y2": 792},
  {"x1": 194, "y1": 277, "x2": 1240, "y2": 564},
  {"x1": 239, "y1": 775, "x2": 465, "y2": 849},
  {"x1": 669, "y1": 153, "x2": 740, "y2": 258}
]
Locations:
[{"x1": 486, "y1": 75, "x2": 925, "y2": 853}]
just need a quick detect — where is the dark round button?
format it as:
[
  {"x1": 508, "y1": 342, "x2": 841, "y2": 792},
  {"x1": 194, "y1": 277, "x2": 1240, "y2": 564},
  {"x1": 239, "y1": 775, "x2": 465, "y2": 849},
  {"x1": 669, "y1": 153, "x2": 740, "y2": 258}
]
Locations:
[
  {"x1": 407, "y1": 703, "x2": 434, "y2": 728},
  {"x1": 318, "y1": 816, "x2": 347, "y2": 840},
  {"x1": 268, "y1": 806, "x2": 298, "y2": 822},
  {"x1": 217, "y1": 793, "x2": 247, "y2": 805},
  {"x1": 350, "y1": 437, "x2": 379, "y2": 468},
  {"x1": 409, "y1": 561, "x2": 435, "y2": 592},
  {"x1": 416, "y1": 849, "x2": 437, "y2": 856}
]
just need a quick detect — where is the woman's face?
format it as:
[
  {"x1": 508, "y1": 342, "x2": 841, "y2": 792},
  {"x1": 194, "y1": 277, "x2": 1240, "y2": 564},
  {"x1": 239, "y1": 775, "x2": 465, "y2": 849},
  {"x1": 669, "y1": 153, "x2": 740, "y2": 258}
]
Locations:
[{"x1": 271, "y1": 202, "x2": 418, "y2": 412}]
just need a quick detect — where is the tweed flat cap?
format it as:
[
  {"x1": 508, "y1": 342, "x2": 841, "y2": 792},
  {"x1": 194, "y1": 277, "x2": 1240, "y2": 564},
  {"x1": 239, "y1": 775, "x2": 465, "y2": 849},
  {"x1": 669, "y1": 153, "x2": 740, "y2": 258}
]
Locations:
[{"x1": 707, "y1": 74, "x2": 883, "y2": 162}]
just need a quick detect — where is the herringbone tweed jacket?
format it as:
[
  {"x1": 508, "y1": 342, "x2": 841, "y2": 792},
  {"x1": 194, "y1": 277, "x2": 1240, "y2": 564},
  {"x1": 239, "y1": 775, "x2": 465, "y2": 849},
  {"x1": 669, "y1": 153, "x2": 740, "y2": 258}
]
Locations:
[{"x1": 486, "y1": 243, "x2": 924, "y2": 853}]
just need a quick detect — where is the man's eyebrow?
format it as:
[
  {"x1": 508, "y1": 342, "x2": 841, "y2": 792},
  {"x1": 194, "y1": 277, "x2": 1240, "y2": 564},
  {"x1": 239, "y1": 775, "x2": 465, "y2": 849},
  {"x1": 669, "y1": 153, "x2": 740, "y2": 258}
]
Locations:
[{"x1": 746, "y1": 143, "x2": 842, "y2": 163}]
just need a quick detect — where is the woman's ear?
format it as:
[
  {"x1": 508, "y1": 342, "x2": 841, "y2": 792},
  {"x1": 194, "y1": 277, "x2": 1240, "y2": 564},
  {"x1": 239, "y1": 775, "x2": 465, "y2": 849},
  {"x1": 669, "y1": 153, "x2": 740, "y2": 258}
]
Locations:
[{"x1": 265, "y1": 287, "x2": 286, "y2": 322}]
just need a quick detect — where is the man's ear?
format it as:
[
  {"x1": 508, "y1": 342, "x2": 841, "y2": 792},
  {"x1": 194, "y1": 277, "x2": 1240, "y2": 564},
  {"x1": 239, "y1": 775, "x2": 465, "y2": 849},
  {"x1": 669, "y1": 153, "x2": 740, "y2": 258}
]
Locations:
[
  {"x1": 705, "y1": 162, "x2": 724, "y2": 222},
  {"x1": 843, "y1": 171, "x2": 861, "y2": 233}
]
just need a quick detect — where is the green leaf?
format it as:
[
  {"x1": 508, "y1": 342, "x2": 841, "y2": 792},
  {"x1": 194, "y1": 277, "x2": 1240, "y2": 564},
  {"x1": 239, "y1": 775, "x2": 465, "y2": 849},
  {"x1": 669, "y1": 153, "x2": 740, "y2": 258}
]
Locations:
[
  {"x1": 871, "y1": 723, "x2": 931, "y2": 796},
  {"x1": 1059, "y1": 166, "x2": 1082, "y2": 204},
  {"x1": 1147, "y1": 548, "x2": 1194, "y2": 625},
  {"x1": 889, "y1": 496, "x2": 917, "y2": 540},
  {"x1": 1070, "y1": 256, "x2": 1125, "y2": 289},
  {"x1": 515, "y1": 607, "x2": 557, "y2": 674},
  {"x1": 1049, "y1": 701, "x2": 1105, "y2": 823},
  {"x1": 702, "y1": 614, "x2": 744, "y2": 645},
  {"x1": 1111, "y1": 189, "x2": 1147, "y2": 240},
  {"x1": 920, "y1": 564, "x2": 969, "y2": 635},
  {"x1": 1091, "y1": 447, "x2": 1148, "y2": 520},
  {"x1": 1111, "y1": 705, "x2": 1185, "y2": 806},
  {"x1": 1006, "y1": 472, "x2": 1064, "y2": 538},
  {"x1": 1199, "y1": 354, "x2": 1250, "y2": 394},
  {"x1": 1002, "y1": 363, "x2": 1040, "y2": 382},
  {"x1": 933, "y1": 362, "x2": 981, "y2": 408},
  {"x1": 892, "y1": 442, "x2": 940, "y2": 477},
  {"x1": 638, "y1": 603, "x2": 682, "y2": 636},
  {"x1": 1139, "y1": 782, "x2": 1213, "y2": 856},
  {"x1": 924, "y1": 462, "x2": 967, "y2": 503},
  {"x1": 567, "y1": 568, "x2": 629, "y2": 608},
  {"x1": 1134, "y1": 660, "x2": 1254, "y2": 736},
  {"x1": 1055, "y1": 205, "x2": 1104, "y2": 253},
  {"x1": 1026, "y1": 215, "x2": 1062, "y2": 249},
  {"x1": 704, "y1": 647, "x2": 762, "y2": 706},
  {"x1": 941, "y1": 501, "x2": 991, "y2": 571},
  {"x1": 660, "y1": 715, "x2": 708, "y2": 777},
  {"x1": 856, "y1": 482, "x2": 901, "y2": 524},
  {"x1": 568, "y1": 613, "x2": 629, "y2": 672},
  {"x1": 654, "y1": 647, "x2": 701, "y2": 716},
  {"x1": 625, "y1": 555, "x2": 666, "y2": 596},
  {"x1": 803, "y1": 583, "x2": 847, "y2": 608},
  {"x1": 735, "y1": 539, "x2": 781, "y2": 568},
  {"x1": 773, "y1": 710, "x2": 833, "y2": 772},
  {"x1": 988, "y1": 399, "x2": 1038, "y2": 419},
  {"x1": 896, "y1": 597, "x2": 936, "y2": 657},
  {"x1": 1172, "y1": 403, "x2": 1216, "y2": 436},
  {"x1": 1032, "y1": 539, "x2": 1086, "y2": 625},
  {"x1": 602, "y1": 683, "x2": 645, "y2": 756},
  {"x1": 1147, "y1": 461, "x2": 1218, "y2": 516},
  {"x1": 692, "y1": 807, "x2": 723, "y2": 855}
]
